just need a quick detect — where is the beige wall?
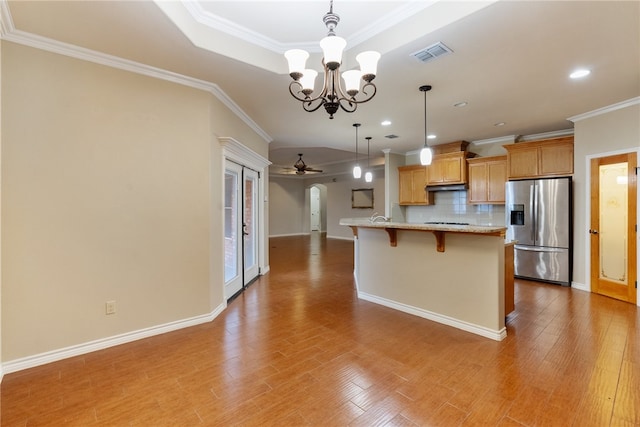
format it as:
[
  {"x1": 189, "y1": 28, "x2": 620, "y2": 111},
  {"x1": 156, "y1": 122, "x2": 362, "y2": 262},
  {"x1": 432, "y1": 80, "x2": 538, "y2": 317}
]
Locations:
[
  {"x1": 572, "y1": 102, "x2": 640, "y2": 289},
  {"x1": 1, "y1": 42, "x2": 268, "y2": 362},
  {"x1": 268, "y1": 177, "x2": 306, "y2": 236},
  {"x1": 269, "y1": 171, "x2": 386, "y2": 239}
]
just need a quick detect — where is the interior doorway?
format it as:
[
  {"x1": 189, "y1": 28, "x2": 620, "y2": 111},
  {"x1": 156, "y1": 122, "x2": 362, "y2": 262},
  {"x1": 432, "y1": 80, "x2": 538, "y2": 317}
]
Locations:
[
  {"x1": 307, "y1": 184, "x2": 327, "y2": 233},
  {"x1": 589, "y1": 151, "x2": 637, "y2": 304},
  {"x1": 310, "y1": 186, "x2": 321, "y2": 231}
]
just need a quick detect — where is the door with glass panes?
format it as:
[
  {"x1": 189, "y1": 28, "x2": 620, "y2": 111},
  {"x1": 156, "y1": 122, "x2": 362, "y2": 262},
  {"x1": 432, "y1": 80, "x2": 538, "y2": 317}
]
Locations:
[{"x1": 224, "y1": 162, "x2": 259, "y2": 299}]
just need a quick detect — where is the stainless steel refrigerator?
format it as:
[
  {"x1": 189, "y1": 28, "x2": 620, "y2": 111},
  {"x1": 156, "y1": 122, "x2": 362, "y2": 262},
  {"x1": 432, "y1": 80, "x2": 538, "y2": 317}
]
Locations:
[{"x1": 505, "y1": 177, "x2": 572, "y2": 286}]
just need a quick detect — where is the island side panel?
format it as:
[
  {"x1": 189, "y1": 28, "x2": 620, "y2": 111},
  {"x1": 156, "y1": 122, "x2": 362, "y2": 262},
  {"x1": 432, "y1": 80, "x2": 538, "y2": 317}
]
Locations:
[{"x1": 355, "y1": 228, "x2": 505, "y2": 339}]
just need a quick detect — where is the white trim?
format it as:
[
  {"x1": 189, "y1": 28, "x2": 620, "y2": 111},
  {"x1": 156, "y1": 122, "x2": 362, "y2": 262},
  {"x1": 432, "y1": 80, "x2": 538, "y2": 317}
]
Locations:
[
  {"x1": 0, "y1": 23, "x2": 272, "y2": 143},
  {"x1": 571, "y1": 281, "x2": 589, "y2": 292},
  {"x1": 471, "y1": 135, "x2": 517, "y2": 146},
  {"x1": 219, "y1": 137, "x2": 271, "y2": 170},
  {"x1": 358, "y1": 291, "x2": 507, "y2": 341},
  {"x1": 518, "y1": 129, "x2": 574, "y2": 142},
  {"x1": 268, "y1": 232, "x2": 309, "y2": 238},
  {"x1": 181, "y1": 0, "x2": 438, "y2": 54},
  {"x1": 0, "y1": 0, "x2": 14, "y2": 36},
  {"x1": 327, "y1": 235, "x2": 355, "y2": 241},
  {"x1": 568, "y1": 97, "x2": 640, "y2": 123},
  {"x1": 2, "y1": 303, "x2": 226, "y2": 375}
]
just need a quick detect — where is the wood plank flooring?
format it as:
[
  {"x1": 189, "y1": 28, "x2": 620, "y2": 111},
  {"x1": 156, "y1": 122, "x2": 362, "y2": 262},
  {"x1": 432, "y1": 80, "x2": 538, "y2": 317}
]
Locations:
[{"x1": 2, "y1": 234, "x2": 638, "y2": 426}]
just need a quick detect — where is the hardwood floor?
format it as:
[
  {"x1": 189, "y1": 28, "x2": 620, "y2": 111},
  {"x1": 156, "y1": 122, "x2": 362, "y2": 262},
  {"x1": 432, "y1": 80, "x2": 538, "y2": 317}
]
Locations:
[{"x1": 2, "y1": 234, "x2": 638, "y2": 426}]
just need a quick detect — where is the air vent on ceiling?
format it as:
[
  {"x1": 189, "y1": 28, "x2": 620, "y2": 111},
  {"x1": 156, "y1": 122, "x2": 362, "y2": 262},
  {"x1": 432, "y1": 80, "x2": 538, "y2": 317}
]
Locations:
[
  {"x1": 411, "y1": 42, "x2": 453, "y2": 63},
  {"x1": 385, "y1": 134, "x2": 399, "y2": 139}
]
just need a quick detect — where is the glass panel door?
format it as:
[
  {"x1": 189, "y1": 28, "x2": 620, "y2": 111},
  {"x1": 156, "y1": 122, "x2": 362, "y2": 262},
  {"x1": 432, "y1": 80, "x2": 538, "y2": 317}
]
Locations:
[
  {"x1": 243, "y1": 168, "x2": 259, "y2": 285},
  {"x1": 590, "y1": 152, "x2": 637, "y2": 304},
  {"x1": 224, "y1": 162, "x2": 243, "y2": 299}
]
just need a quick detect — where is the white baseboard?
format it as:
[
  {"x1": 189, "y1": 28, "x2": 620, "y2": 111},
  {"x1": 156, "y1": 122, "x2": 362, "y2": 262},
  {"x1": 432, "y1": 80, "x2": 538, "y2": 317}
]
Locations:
[
  {"x1": 358, "y1": 291, "x2": 507, "y2": 342},
  {"x1": 571, "y1": 281, "x2": 590, "y2": 292},
  {"x1": 327, "y1": 235, "x2": 354, "y2": 241},
  {"x1": 269, "y1": 233, "x2": 308, "y2": 238},
  {"x1": 2, "y1": 302, "x2": 227, "y2": 375}
]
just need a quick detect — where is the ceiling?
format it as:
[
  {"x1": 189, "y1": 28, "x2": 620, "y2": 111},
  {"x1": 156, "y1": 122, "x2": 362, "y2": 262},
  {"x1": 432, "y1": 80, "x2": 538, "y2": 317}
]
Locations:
[{"x1": 3, "y1": 1, "x2": 639, "y2": 175}]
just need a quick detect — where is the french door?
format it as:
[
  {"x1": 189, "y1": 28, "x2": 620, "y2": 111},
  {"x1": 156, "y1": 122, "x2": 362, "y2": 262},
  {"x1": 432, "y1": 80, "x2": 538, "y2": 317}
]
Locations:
[
  {"x1": 224, "y1": 162, "x2": 260, "y2": 300},
  {"x1": 589, "y1": 152, "x2": 637, "y2": 304}
]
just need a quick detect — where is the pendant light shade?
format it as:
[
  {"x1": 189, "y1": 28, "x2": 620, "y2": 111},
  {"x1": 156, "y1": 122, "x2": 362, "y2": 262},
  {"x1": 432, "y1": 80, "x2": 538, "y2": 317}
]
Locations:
[
  {"x1": 420, "y1": 146, "x2": 433, "y2": 165},
  {"x1": 352, "y1": 123, "x2": 362, "y2": 179},
  {"x1": 419, "y1": 85, "x2": 433, "y2": 166}
]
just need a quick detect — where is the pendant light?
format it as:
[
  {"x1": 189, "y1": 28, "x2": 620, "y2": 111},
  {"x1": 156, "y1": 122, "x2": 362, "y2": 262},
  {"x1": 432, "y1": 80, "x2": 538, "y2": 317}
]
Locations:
[
  {"x1": 352, "y1": 123, "x2": 362, "y2": 179},
  {"x1": 364, "y1": 137, "x2": 373, "y2": 183},
  {"x1": 419, "y1": 85, "x2": 433, "y2": 166}
]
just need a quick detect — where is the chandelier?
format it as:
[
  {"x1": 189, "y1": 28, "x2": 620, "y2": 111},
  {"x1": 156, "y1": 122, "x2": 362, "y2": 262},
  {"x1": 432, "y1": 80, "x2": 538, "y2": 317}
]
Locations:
[{"x1": 284, "y1": 0, "x2": 380, "y2": 119}]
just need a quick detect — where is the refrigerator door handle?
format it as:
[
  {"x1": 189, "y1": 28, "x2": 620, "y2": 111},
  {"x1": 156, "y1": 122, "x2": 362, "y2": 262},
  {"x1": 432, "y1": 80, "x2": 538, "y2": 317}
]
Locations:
[
  {"x1": 529, "y1": 184, "x2": 536, "y2": 243},
  {"x1": 515, "y1": 245, "x2": 566, "y2": 253}
]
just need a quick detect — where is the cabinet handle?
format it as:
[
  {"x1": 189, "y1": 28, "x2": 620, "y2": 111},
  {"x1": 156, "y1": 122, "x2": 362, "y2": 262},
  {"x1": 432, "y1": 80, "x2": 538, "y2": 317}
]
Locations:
[{"x1": 589, "y1": 229, "x2": 599, "y2": 235}]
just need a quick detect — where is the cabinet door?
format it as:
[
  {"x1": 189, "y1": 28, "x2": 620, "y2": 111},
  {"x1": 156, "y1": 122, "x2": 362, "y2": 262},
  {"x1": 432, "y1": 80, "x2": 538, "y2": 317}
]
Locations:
[
  {"x1": 539, "y1": 142, "x2": 573, "y2": 176},
  {"x1": 508, "y1": 147, "x2": 539, "y2": 178},
  {"x1": 487, "y1": 160, "x2": 507, "y2": 202},
  {"x1": 399, "y1": 169, "x2": 414, "y2": 205},
  {"x1": 427, "y1": 160, "x2": 443, "y2": 184},
  {"x1": 411, "y1": 168, "x2": 427, "y2": 203},
  {"x1": 442, "y1": 156, "x2": 464, "y2": 183},
  {"x1": 468, "y1": 163, "x2": 488, "y2": 203}
]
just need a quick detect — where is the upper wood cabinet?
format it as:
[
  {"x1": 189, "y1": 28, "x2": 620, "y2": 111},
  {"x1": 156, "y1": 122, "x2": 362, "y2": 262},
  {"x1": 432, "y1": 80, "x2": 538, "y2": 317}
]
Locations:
[
  {"x1": 504, "y1": 136, "x2": 574, "y2": 179},
  {"x1": 427, "y1": 151, "x2": 471, "y2": 186},
  {"x1": 398, "y1": 165, "x2": 434, "y2": 205},
  {"x1": 467, "y1": 156, "x2": 507, "y2": 204}
]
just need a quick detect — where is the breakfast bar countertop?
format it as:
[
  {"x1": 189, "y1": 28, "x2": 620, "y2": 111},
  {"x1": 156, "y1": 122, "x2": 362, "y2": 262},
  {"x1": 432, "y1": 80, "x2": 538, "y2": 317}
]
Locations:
[{"x1": 339, "y1": 218, "x2": 507, "y2": 235}]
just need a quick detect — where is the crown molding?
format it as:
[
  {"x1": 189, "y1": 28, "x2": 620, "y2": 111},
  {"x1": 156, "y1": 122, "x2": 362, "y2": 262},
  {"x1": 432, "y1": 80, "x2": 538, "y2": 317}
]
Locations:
[
  {"x1": 0, "y1": 12, "x2": 272, "y2": 143},
  {"x1": 181, "y1": 0, "x2": 438, "y2": 54},
  {"x1": 568, "y1": 97, "x2": 640, "y2": 123},
  {"x1": 471, "y1": 135, "x2": 517, "y2": 146},
  {"x1": 0, "y1": 0, "x2": 14, "y2": 37},
  {"x1": 518, "y1": 129, "x2": 574, "y2": 142}
]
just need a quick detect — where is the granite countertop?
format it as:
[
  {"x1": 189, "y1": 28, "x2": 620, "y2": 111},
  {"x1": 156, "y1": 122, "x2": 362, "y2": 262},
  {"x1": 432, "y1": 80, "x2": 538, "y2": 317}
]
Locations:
[{"x1": 339, "y1": 218, "x2": 507, "y2": 235}]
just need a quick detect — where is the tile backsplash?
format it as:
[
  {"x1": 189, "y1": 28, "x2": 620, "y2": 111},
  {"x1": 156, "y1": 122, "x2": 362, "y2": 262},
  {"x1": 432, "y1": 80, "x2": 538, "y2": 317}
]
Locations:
[{"x1": 403, "y1": 191, "x2": 506, "y2": 225}]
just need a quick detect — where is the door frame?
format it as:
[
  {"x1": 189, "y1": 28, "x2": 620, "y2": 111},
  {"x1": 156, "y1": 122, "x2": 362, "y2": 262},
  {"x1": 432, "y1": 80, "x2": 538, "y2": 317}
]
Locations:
[
  {"x1": 585, "y1": 148, "x2": 639, "y2": 306},
  {"x1": 218, "y1": 137, "x2": 271, "y2": 302}
]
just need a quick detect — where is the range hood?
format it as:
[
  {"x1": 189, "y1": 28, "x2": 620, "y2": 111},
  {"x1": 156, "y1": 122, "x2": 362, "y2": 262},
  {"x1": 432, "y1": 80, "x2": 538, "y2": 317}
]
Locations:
[{"x1": 426, "y1": 184, "x2": 468, "y2": 192}]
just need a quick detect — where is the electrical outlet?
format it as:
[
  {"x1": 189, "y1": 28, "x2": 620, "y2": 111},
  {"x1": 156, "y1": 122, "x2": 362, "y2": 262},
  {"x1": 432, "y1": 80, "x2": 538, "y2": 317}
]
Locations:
[{"x1": 105, "y1": 300, "x2": 116, "y2": 315}]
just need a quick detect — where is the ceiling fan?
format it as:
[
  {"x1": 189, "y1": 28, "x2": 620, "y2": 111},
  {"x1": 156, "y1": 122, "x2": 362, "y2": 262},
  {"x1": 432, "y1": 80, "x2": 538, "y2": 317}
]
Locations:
[{"x1": 292, "y1": 153, "x2": 323, "y2": 175}]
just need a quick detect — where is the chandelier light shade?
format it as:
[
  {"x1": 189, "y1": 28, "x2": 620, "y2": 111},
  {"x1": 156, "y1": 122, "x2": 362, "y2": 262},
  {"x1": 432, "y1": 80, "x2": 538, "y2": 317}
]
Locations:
[
  {"x1": 364, "y1": 136, "x2": 373, "y2": 183},
  {"x1": 352, "y1": 123, "x2": 362, "y2": 179},
  {"x1": 419, "y1": 85, "x2": 433, "y2": 166},
  {"x1": 285, "y1": 0, "x2": 380, "y2": 119}
]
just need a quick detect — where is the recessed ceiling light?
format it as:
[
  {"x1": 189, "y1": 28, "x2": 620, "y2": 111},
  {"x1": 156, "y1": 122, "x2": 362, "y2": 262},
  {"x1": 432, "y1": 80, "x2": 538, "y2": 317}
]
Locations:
[
  {"x1": 494, "y1": 122, "x2": 506, "y2": 127},
  {"x1": 453, "y1": 101, "x2": 468, "y2": 107},
  {"x1": 381, "y1": 120, "x2": 392, "y2": 126},
  {"x1": 427, "y1": 134, "x2": 436, "y2": 139},
  {"x1": 570, "y1": 69, "x2": 591, "y2": 79}
]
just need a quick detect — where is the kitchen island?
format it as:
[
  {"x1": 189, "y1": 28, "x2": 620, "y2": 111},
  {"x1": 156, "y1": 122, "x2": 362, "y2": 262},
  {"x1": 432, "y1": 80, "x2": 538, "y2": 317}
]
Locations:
[{"x1": 340, "y1": 218, "x2": 508, "y2": 341}]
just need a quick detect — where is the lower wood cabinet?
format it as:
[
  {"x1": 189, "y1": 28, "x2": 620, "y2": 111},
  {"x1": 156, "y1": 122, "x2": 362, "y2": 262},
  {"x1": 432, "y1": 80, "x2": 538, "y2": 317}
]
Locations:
[
  {"x1": 505, "y1": 242, "x2": 515, "y2": 316},
  {"x1": 467, "y1": 156, "x2": 507, "y2": 204},
  {"x1": 398, "y1": 165, "x2": 434, "y2": 205}
]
